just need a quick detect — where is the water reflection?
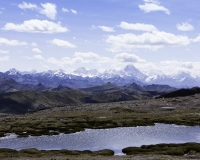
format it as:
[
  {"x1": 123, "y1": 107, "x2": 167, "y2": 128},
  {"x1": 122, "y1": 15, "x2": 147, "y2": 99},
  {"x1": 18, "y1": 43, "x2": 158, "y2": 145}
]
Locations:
[{"x1": 0, "y1": 124, "x2": 200, "y2": 154}]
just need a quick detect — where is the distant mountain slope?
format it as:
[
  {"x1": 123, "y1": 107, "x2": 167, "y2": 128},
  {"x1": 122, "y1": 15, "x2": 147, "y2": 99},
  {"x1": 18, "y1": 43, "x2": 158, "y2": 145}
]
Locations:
[
  {"x1": 0, "y1": 90, "x2": 95, "y2": 114},
  {"x1": 80, "y1": 82, "x2": 122, "y2": 93},
  {"x1": 158, "y1": 87, "x2": 200, "y2": 98},
  {"x1": 0, "y1": 77, "x2": 32, "y2": 93},
  {"x1": 0, "y1": 89, "x2": 139, "y2": 114},
  {"x1": 143, "y1": 84, "x2": 177, "y2": 93},
  {"x1": 51, "y1": 85, "x2": 71, "y2": 91}
]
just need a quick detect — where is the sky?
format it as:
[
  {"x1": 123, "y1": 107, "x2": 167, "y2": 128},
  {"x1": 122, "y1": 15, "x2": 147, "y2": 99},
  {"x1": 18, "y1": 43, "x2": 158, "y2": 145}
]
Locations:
[{"x1": 0, "y1": 0, "x2": 200, "y2": 76}]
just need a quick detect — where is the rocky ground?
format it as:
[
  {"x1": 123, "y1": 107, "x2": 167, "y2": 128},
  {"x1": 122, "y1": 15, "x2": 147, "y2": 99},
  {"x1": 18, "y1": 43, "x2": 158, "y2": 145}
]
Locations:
[{"x1": 3, "y1": 155, "x2": 200, "y2": 160}]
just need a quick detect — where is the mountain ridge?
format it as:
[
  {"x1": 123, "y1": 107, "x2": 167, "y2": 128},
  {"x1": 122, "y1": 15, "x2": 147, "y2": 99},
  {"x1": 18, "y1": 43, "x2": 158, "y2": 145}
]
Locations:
[{"x1": 1, "y1": 64, "x2": 200, "y2": 88}]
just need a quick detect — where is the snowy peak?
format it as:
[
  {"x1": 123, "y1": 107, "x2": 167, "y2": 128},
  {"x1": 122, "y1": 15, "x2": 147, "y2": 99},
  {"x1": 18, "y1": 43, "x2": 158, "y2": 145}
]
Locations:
[
  {"x1": 120, "y1": 64, "x2": 147, "y2": 80},
  {"x1": 7, "y1": 68, "x2": 19, "y2": 75},
  {"x1": 2, "y1": 65, "x2": 200, "y2": 88}
]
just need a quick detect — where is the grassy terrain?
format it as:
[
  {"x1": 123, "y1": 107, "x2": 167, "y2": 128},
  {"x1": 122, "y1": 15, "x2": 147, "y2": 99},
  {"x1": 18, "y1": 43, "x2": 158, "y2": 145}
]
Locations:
[
  {"x1": 1, "y1": 94, "x2": 200, "y2": 159},
  {"x1": 122, "y1": 143, "x2": 200, "y2": 155}
]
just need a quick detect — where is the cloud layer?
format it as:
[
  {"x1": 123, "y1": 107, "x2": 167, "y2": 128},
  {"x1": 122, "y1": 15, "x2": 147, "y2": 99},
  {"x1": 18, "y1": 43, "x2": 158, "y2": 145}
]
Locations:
[
  {"x1": 2, "y1": 19, "x2": 68, "y2": 34},
  {"x1": 106, "y1": 31, "x2": 190, "y2": 52},
  {"x1": 119, "y1": 22, "x2": 157, "y2": 32},
  {"x1": 139, "y1": 0, "x2": 170, "y2": 15},
  {"x1": 0, "y1": 37, "x2": 27, "y2": 46},
  {"x1": 18, "y1": 2, "x2": 57, "y2": 19},
  {"x1": 50, "y1": 39, "x2": 76, "y2": 48},
  {"x1": 176, "y1": 22, "x2": 194, "y2": 31}
]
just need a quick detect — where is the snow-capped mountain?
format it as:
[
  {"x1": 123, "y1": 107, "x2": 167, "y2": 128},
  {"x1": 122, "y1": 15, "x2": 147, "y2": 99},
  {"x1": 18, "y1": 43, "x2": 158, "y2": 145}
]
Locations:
[{"x1": 1, "y1": 65, "x2": 200, "y2": 88}]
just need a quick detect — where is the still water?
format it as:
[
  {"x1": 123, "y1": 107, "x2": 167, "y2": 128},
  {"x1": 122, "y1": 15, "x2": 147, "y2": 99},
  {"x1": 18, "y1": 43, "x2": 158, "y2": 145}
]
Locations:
[{"x1": 1, "y1": 124, "x2": 200, "y2": 155}]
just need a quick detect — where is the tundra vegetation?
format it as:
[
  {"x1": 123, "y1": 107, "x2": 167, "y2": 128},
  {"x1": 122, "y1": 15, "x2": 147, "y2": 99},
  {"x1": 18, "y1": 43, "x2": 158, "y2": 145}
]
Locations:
[{"x1": 1, "y1": 94, "x2": 200, "y2": 159}]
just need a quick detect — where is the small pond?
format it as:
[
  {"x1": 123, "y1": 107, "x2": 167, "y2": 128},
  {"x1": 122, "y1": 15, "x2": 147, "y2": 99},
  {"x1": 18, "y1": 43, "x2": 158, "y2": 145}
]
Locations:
[{"x1": 1, "y1": 124, "x2": 200, "y2": 155}]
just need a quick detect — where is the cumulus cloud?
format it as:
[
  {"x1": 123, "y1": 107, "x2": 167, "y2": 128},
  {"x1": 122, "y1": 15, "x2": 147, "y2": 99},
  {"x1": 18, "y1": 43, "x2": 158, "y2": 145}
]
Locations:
[
  {"x1": 176, "y1": 22, "x2": 194, "y2": 31},
  {"x1": 74, "y1": 52, "x2": 99, "y2": 58},
  {"x1": 98, "y1": 26, "x2": 115, "y2": 32},
  {"x1": 193, "y1": 35, "x2": 200, "y2": 42},
  {"x1": 0, "y1": 56, "x2": 9, "y2": 61},
  {"x1": 18, "y1": 2, "x2": 37, "y2": 10},
  {"x1": 2, "y1": 19, "x2": 68, "y2": 34},
  {"x1": 115, "y1": 53, "x2": 146, "y2": 63},
  {"x1": 18, "y1": 2, "x2": 57, "y2": 20},
  {"x1": 50, "y1": 39, "x2": 76, "y2": 48},
  {"x1": 61, "y1": 8, "x2": 69, "y2": 12},
  {"x1": 143, "y1": 0, "x2": 160, "y2": 4},
  {"x1": 47, "y1": 56, "x2": 85, "y2": 67},
  {"x1": 47, "y1": 57, "x2": 63, "y2": 67},
  {"x1": 71, "y1": 9, "x2": 77, "y2": 14},
  {"x1": 39, "y1": 3, "x2": 57, "y2": 20},
  {"x1": 25, "y1": 54, "x2": 45, "y2": 60},
  {"x1": 0, "y1": 50, "x2": 9, "y2": 54},
  {"x1": 74, "y1": 52, "x2": 111, "y2": 64},
  {"x1": 139, "y1": 0, "x2": 170, "y2": 15},
  {"x1": 0, "y1": 37, "x2": 27, "y2": 46},
  {"x1": 106, "y1": 31, "x2": 190, "y2": 52},
  {"x1": 47, "y1": 52, "x2": 113, "y2": 68},
  {"x1": 157, "y1": 61, "x2": 199, "y2": 76},
  {"x1": 31, "y1": 42, "x2": 38, "y2": 47},
  {"x1": 119, "y1": 22, "x2": 157, "y2": 32},
  {"x1": 92, "y1": 25, "x2": 115, "y2": 32},
  {"x1": 32, "y1": 48, "x2": 42, "y2": 53}
]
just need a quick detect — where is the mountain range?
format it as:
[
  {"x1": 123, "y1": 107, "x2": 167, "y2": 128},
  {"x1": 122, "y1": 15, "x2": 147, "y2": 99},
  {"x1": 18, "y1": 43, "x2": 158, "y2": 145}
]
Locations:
[
  {"x1": 0, "y1": 76, "x2": 177, "y2": 114},
  {"x1": 0, "y1": 65, "x2": 199, "y2": 88}
]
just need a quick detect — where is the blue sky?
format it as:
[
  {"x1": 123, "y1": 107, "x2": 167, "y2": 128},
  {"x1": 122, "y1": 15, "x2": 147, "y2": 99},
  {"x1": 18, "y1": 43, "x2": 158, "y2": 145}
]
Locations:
[{"x1": 0, "y1": 0, "x2": 200, "y2": 76}]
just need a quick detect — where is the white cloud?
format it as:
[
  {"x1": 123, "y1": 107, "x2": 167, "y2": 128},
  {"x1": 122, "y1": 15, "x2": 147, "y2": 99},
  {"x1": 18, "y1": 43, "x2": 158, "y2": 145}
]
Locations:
[
  {"x1": 74, "y1": 52, "x2": 99, "y2": 58},
  {"x1": 62, "y1": 8, "x2": 69, "y2": 12},
  {"x1": 115, "y1": 53, "x2": 146, "y2": 63},
  {"x1": 47, "y1": 56, "x2": 85, "y2": 67},
  {"x1": 158, "y1": 61, "x2": 199, "y2": 76},
  {"x1": 50, "y1": 39, "x2": 76, "y2": 48},
  {"x1": 74, "y1": 52, "x2": 112, "y2": 64},
  {"x1": 0, "y1": 56, "x2": 9, "y2": 61},
  {"x1": 176, "y1": 22, "x2": 194, "y2": 31},
  {"x1": 98, "y1": 26, "x2": 115, "y2": 32},
  {"x1": 0, "y1": 50, "x2": 9, "y2": 54},
  {"x1": 2, "y1": 19, "x2": 68, "y2": 34},
  {"x1": 31, "y1": 42, "x2": 38, "y2": 47},
  {"x1": 47, "y1": 57, "x2": 64, "y2": 67},
  {"x1": 92, "y1": 25, "x2": 115, "y2": 32},
  {"x1": 33, "y1": 55, "x2": 44, "y2": 60},
  {"x1": 39, "y1": 3, "x2": 57, "y2": 20},
  {"x1": 25, "y1": 54, "x2": 44, "y2": 60},
  {"x1": 18, "y1": 2, "x2": 37, "y2": 10},
  {"x1": 106, "y1": 31, "x2": 190, "y2": 52},
  {"x1": 32, "y1": 48, "x2": 42, "y2": 53},
  {"x1": 139, "y1": 0, "x2": 170, "y2": 15},
  {"x1": 143, "y1": 0, "x2": 160, "y2": 4},
  {"x1": 18, "y1": 2, "x2": 57, "y2": 20},
  {"x1": 193, "y1": 35, "x2": 200, "y2": 42},
  {"x1": 47, "y1": 52, "x2": 113, "y2": 68},
  {"x1": 0, "y1": 37, "x2": 27, "y2": 46},
  {"x1": 71, "y1": 9, "x2": 77, "y2": 14},
  {"x1": 119, "y1": 22, "x2": 157, "y2": 32}
]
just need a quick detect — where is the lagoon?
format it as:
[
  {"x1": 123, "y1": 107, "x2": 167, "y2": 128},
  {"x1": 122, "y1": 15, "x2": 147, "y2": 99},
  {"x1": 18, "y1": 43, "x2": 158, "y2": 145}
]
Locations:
[{"x1": 1, "y1": 124, "x2": 200, "y2": 155}]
